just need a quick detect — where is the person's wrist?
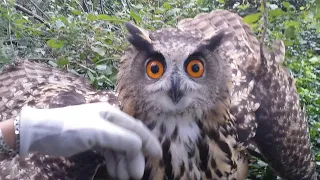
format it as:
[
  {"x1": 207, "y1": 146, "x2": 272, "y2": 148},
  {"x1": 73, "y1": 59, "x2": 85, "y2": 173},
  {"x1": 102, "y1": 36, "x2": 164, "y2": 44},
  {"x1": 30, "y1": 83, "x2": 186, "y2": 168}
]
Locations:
[{"x1": 0, "y1": 119, "x2": 17, "y2": 155}]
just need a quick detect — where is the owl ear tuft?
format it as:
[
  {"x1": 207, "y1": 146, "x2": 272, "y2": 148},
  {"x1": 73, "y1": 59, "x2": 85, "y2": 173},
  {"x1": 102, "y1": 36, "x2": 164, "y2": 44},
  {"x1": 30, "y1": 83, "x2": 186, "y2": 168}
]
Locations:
[
  {"x1": 125, "y1": 22, "x2": 154, "y2": 52},
  {"x1": 197, "y1": 31, "x2": 226, "y2": 52}
]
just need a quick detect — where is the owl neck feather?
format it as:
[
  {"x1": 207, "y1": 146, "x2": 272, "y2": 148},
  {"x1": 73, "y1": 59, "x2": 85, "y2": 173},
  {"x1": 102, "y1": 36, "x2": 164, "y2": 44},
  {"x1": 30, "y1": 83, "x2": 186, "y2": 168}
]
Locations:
[
  {"x1": 134, "y1": 106, "x2": 240, "y2": 179},
  {"x1": 118, "y1": 90, "x2": 242, "y2": 178}
]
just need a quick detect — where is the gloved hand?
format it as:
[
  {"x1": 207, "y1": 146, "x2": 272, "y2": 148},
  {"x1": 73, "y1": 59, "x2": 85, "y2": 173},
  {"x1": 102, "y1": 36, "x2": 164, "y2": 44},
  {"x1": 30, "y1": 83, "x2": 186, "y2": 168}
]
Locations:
[{"x1": 17, "y1": 102, "x2": 161, "y2": 180}]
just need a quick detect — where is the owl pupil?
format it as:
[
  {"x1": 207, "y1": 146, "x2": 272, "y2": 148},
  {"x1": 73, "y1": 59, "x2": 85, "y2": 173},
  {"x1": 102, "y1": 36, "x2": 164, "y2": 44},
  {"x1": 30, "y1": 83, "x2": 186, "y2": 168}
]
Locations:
[
  {"x1": 192, "y1": 64, "x2": 199, "y2": 72},
  {"x1": 151, "y1": 64, "x2": 159, "y2": 74}
]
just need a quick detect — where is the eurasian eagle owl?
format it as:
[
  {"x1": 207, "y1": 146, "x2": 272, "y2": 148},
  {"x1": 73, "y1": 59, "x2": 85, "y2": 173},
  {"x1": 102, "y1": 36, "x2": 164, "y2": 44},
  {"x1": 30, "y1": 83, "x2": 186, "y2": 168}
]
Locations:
[{"x1": 0, "y1": 10, "x2": 317, "y2": 180}]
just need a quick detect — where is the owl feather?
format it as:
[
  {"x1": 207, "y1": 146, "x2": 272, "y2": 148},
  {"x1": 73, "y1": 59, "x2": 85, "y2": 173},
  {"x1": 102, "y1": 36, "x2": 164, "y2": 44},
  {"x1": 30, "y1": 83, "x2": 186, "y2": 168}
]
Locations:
[{"x1": 0, "y1": 60, "x2": 115, "y2": 180}]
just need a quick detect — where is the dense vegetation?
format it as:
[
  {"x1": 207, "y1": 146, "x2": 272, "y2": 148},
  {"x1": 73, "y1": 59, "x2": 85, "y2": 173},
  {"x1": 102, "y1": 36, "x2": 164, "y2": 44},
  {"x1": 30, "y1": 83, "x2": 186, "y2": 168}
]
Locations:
[{"x1": 0, "y1": 0, "x2": 319, "y2": 179}]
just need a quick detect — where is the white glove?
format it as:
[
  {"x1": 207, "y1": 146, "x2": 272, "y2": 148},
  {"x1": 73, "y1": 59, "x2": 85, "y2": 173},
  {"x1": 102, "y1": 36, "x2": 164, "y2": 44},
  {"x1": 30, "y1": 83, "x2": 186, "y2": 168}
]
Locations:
[{"x1": 18, "y1": 102, "x2": 161, "y2": 180}]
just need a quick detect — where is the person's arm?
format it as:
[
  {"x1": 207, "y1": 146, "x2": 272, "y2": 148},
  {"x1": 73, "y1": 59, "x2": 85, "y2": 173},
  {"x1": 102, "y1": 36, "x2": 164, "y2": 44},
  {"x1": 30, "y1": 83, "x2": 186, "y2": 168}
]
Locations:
[
  {"x1": 0, "y1": 103, "x2": 162, "y2": 180},
  {"x1": 0, "y1": 119, "x2": 16, "y2": 151}
]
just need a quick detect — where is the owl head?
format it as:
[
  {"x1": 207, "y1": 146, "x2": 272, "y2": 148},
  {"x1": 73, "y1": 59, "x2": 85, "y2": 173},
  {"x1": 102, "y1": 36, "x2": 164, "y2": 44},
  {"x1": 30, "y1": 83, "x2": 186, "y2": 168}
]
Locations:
[{"x1": 116, "y1": 23, "x2": 233, "y2": 115}]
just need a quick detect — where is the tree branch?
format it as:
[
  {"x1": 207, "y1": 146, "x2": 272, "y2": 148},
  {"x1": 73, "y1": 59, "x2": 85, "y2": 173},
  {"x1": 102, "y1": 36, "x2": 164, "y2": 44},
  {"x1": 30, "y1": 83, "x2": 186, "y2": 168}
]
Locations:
[
  {"x1": 99, "y1": 0, "x2": 105, "y2": 14},
  {"x1": 13, "y1": 3, "x2": 50, "y2": 28},
  {"x1": 260, "y1": 0, "x2": 268, "y2": 49},
  {"x1": 27, "y1": 0, "x2": 51, "y2": 21}
]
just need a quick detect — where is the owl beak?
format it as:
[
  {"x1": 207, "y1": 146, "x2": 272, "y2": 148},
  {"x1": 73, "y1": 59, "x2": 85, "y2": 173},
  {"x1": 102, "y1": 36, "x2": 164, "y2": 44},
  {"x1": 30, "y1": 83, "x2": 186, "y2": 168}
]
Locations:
[{"x1": 168, "y1": 76, "x2": 183, "y2": 104}]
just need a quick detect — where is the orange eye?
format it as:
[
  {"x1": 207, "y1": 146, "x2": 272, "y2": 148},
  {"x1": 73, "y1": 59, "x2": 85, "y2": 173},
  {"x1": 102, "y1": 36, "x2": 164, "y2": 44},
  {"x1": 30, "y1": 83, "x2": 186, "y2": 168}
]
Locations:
[
  {"x1": 146, "y1": 60, "x2": 164, "y2": 79},
  {"x1": 186, "y1": 60, "x2": 204, "y2": 78}
]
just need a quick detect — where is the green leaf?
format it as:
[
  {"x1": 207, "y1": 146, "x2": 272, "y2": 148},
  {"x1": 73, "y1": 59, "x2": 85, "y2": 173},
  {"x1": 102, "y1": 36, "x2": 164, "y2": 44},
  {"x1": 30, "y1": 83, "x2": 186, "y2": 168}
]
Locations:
[
  {"x1": 163, "y1": 2, "x2": 171, "y2": 9},
  {"x1": 87, "y1": 14, "x2": 97, "y2": 21},
  {"x1": 46, "y1": 39, "x2": 64, "y2": 49},
  {"x1": 80, "y1": 53, "x2": 86, "y2": 61},
  {"x1": 56, "y1": 57, "x2": 69, "y2": 66},
  {"x1": 104, "y1": 65, "x2": 113, "y2": 75},
  {"x1": 87, "y1": 70, "x2": 95, "y2": 82},
  {"x1": 91, "y1": 46, "x2": 106, "y2": 56},
  {"x1": 130, "y1": 10, "x2": 142, "y2": 23},
  {"x1": 243, "y1": 13, "x2": 261, "y2": 24},
  {"x1": 97, "y1": 14, "x2": 112, "y2": 21},
  {"x1": 55, "y1": 19, "x2": 66, "y2": 29},
  {"x1": 58, "y1": 16, "x2": 68, "y2": 25},
  {"x1": 154, "y1": 9, "x2": 165, "y2": 14},
  {"x1": 104, "y1": 38, "x2": 113, "y2": 45},
  {"x1": 133, "y1": 4, "x2": 143, "y2": 9},
  {"x1": 282, "y1": 2, "x2": 291, "y2": 10},
  {"x1": 71, "y1": 10, "x2": 82, "y2": 15},
  {"x1": 315, "y1": 11, "x2": 320, "y2": 20},
  {"x1": 96, "y1": 64, "x2": 107, "y2": 71},
  {"x1": 309, "y1": 56, "x2": 319, "y2": 64},
  {"x1": 269, "y1": 4, "x2": 279, "y2": 10},
  {"x1": 284, "y1": 20, "x2": 300, "y2": 28},
  {"x1": 269, "y1": 9, "x2": 284, "y2": 17},
  {"x1": 284, "y1": 26, "x2": 296, "y2": 38},
  {"x1": 14, "y1": 19, "x2": 27, "y2": 24},
  {"x1": 284, "y1": 40, "x2": 293, "y2": 46},
  {"x1": 92, "y1": 78, "x2": 99, "y2": 89}
]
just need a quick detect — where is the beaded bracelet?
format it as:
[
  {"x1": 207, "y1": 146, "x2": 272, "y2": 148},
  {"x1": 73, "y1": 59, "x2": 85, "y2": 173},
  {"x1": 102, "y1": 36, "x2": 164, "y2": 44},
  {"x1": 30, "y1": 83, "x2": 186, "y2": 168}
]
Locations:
[{"x1": 14, "y1": 115, "x2": 20, "y2": 154}]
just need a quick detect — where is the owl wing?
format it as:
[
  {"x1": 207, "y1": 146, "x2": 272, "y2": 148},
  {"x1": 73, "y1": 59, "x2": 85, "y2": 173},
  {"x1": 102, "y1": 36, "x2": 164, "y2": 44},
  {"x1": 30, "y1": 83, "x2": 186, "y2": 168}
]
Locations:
[
  {"x1": 0, "y1": 59, "x2": 117, "y2": 179},
  {"x1": 177, "y1": 10, "x2": 317, "y2": 179},
  {"x1": 252, "y1": 41, "x2": 317, "y2": 179}
]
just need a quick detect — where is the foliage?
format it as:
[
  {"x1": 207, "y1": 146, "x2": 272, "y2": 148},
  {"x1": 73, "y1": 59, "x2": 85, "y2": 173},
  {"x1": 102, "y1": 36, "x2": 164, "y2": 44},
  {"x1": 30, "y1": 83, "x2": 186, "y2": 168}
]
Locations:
[{"x1": 0, "y1": 0, "x2": 319, "y2": 179}]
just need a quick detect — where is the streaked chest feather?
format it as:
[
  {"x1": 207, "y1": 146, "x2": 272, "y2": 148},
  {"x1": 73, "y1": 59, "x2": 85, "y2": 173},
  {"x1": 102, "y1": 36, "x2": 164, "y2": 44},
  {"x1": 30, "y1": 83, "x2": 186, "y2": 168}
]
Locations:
[{"x1": 139, "y1": 113, "x2": 248, "y2": 180}]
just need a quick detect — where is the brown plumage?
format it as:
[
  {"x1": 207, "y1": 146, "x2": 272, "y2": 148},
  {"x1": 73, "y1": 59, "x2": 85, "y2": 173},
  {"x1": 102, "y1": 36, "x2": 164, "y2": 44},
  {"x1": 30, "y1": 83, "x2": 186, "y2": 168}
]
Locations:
[
  {"x1": 0, "y1": 9, "x2": 317, "y2": 180},
  {"x1": 0, "y1": 60, "x2": 115, "y2": 179}
]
